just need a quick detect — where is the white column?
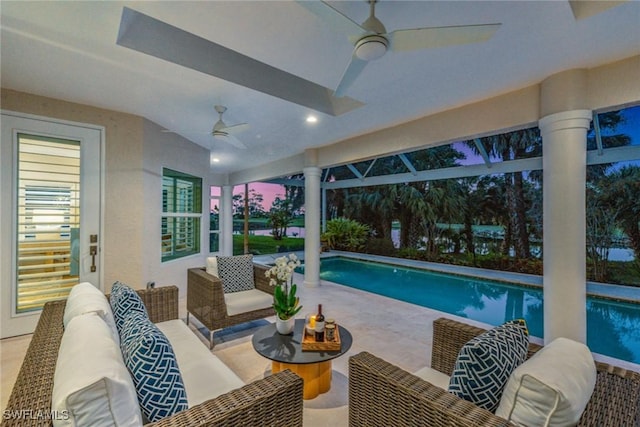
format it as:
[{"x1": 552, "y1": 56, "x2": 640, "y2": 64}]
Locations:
[
  {"x1": 221, "y1": 185, "x2": 233, "y2": 256},
  {"x1": 304, "y1": 167, "x2": 322, "y2": 287},
  {"x1": 539, "y1": 109, "x2": 592, "y2": 344}
]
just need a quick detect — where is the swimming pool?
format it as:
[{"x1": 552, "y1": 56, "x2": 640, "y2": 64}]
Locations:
[{"x1": 309, "y1": 256, "x2": 640, "y2": 363}]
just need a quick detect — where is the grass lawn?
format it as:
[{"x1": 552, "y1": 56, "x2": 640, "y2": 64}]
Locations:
[
  {"x1": 233, "y1": 234, "x2": 304, "y2": 255},
  {"x1": 232, "y1": 217, "x2": 305, "y2": 230}
]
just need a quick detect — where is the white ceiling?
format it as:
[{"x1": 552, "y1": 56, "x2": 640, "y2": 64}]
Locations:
[{"x1": 2, "y1": 1, "x2": 639, "y2": 174}]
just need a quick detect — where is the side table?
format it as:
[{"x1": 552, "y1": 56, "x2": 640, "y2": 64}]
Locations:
[{"x1": 252, "y1": 319, "x2": 353, "y2": 399}]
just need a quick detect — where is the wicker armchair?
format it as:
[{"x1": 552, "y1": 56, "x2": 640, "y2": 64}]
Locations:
[
  {"x1": 187, "y1": 263, "x2": 274, "y2": 348},
  {"x1": 349, "y1": 317, "x2": 640, "y2": 427},
  {"x1": 3, "y1": 286, "x2": 303, "y2": 427}
]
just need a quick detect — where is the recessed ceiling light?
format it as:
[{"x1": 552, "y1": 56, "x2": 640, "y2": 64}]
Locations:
[
  {"x1": 212, "y1": 158, "x2": 220, "y2": 163},
  {"x1": 306, "y1": 115, "x2": 318, "y2": 123}
]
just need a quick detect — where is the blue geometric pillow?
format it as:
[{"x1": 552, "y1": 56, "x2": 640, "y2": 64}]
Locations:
[
  {"x1": 448, "y1": 319, "x2": 529, "y2": 412},
  {"x1": 110, "y1": 281, "x2": 148, "y2": 332},
  {"x1": 119, "y1": 312, "x2": 188, "y2": 422}
]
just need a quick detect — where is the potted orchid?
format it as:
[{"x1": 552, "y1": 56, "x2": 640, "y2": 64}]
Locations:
[{"x1": 265, "y1": 253, "x2": 302, "y2": 334}]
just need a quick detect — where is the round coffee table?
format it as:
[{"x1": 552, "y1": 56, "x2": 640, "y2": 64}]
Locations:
[{"x1": 252, "y1": 319, "x2": 353, "y2": 399}]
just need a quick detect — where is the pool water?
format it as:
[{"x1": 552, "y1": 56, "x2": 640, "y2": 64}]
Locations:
[{"x1": 307, "y1": 257, "x2": 640, "y2": 363}]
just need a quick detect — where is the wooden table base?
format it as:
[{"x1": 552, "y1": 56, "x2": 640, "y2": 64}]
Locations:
[{"x1": 272, "y1": 360, "x2": 332, "y2": 399}]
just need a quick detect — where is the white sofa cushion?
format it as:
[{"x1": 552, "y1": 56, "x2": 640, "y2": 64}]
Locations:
[
  {"x1": 157, "y1": 319, "x2": 245, "y2": 406},
  {"x1": 224, "y1": 289, "x2": 273, "y2": 316},
  {"x1": 206, "y1": 256, "x2": 219, "y2": 277},
  {"x1": 413, "y1": 366, "x2": 451, "y2": 390},
  {"x1": 495, "y1": 337, "x2": 597, "y2": 427},
  {"x1": 63, "y1": 282, "x2": 119, "y2": 345},
  {"x1": 52, "y1": 312, "x2": 142, "y2": 427}
]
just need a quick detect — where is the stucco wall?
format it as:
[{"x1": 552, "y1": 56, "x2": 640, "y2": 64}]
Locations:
[
  {"x1": 1, "y1": 88, "x2": 209, "y2": 294},
  {"x1": 141, "y1": 118, "x2": 211, "y2": 292}
]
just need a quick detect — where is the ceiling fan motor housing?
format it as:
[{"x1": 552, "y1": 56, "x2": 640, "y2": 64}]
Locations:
[{"x1": 355, "y1": 35, "x2": 388, "y2": 61}]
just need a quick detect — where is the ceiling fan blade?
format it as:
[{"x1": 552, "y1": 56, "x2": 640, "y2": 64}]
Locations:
[
  {"x1": 117, "y1": 7, "x2": 363, "y2": 116},
  {"x1": 220, "y1": 122, "x2": 249, "y2": 135},
  {"x1": 222, "y1": 134, "x2": 247, "y2": 150},
  {"x1": 335, "y1": 54, "x2": 368, "y2": 98},
  {"x1": 390, "y1": 23, "x2": 501, "y2": 52},
  {"x1": 296, "y1": 1, "x2": 367, "y2": 37},
  {"x1": 569, "y1": 0, "x2": 628, "y2": 20}
]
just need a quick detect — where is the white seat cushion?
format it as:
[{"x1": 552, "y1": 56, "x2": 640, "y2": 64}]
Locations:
[
  {"x1": 413, "y1": 366, "x2": 451, "y2": 390},
  {"x1": 53, "y1": 312, "x2": 142, "y2": 427},
  {"x1": 156, "y1": 320, "x2": 245, "y2": 407},
  {"x1": 495, "y1": 337, "x2": 596, "y2": 427},
  {"x1": 224, "y1": 289, "x2": 273, "y2": 317}
]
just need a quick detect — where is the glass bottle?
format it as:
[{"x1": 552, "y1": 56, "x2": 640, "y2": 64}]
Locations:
[{"x1": 314, "y1": 304, "x2": 325, "y2": 342}]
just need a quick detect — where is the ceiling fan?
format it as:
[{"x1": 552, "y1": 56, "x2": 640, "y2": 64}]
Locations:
[
  {"x1": 211, "y1": 105, "x2": 248, "y2": 149},
  {"x1": 163, "y1": 105, "x2": 248, "y2": 149},
  {"x1": 298, "y1": 0, "x2": 501, "y2": 97}
]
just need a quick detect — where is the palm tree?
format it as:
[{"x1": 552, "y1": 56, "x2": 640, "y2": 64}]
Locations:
[
  {"x1": 468, "y1": 128, "x2": 542, "y2": 258},
  {"x1": 600, "y1": 165, "x2": 640, "y2": 259}
]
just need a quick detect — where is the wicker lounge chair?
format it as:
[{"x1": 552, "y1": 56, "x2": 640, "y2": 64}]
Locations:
[
  {"x1": 349, "y1": 317, "x2": 640, "y2": 427},
  {"x1": 187, "y1": 263, "x2": 274, "y2": 348},
  {"x1": 3, "y1": 286, "x2": 303, "y2": 427}
]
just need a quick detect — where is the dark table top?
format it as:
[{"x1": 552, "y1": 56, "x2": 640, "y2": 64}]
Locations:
[{"x1": 252, "y1": 319, "x2": 353, "y2": 364}]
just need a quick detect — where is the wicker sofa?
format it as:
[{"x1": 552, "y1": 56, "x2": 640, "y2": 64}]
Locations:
[
  {"x1": 3, "y1": 285, "x2": 303, "y2": 427},
  {"x1": 187, "y1": 263, "x2": 274, "y2": 348},
  {"x1": 349, "y1": 317, "x2": 640, "y2": 427}
]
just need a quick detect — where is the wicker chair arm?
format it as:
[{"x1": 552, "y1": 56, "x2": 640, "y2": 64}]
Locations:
[
  {"x1": 253, "y1": 263, "x2": 274, "y2": 295},
  {"x1": 577, "y1": 361, "x2": 640, "y2": 426},
  {"x1": 349, "y1": 351, "x2": 516, "y2": 427},
  {"x1": 146, "y1": 370, "x2": 303, "y2": 427},
  {"x1": 136, "y1": 285, "x2": 179, "y2": 324},
  {"x1": 187, "y1": 268, "x2": 228, "y2": 329}
]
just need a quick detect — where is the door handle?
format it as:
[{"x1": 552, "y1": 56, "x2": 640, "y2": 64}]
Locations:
[{"x1": 90, "y1": 245, "x2": 97, "y2": 272}]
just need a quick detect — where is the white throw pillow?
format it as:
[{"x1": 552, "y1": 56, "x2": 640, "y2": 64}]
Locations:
[
  {"x1": 206, "y1": 256, "x2": 219, "y2": 277},
  {"x1": 63, "y1": 282, "x2": 119, "y2": 345},
  {"x1": 52, "y1": 312, "x2": 143, "y2": 427},
  {"x1": 495, "y1": 337, "x2": 597, "y2": 427}
]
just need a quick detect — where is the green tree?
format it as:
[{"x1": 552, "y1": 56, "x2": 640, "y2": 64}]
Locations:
[
  {"x1": 340, "y1": 145, "x2": 464, "y2": 251},
  {"x1": 282, "y1": 174, "x2": 305, "y2": 215},
  {"x1": 469, "y1": 128, "x2": 542, "y2": 259},
  {"x1": 267, "y1": 196, "x2": 293, "y2": 240},
  {"x1": 321, "y1": 218, "x2": 370, "y2": 251},
  {"x1": 586, "y1": 182, "x2": 620, "y2": 281},
  {"x1": 600, "y1": 165, "x2": 640, "y2": 259},
  {"x1": 232, "y1": 189, "x2": 265, "y2": 218}
]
